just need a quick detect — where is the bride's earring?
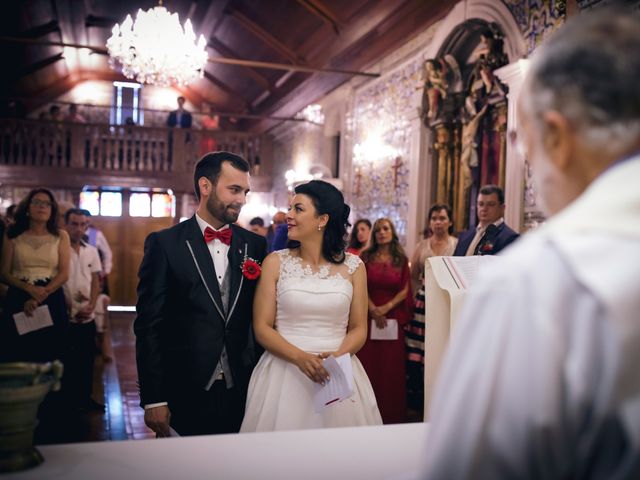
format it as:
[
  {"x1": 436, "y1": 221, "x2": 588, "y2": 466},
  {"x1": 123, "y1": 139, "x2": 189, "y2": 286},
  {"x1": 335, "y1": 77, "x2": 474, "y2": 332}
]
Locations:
[{"x1": 317, "y1": 225, "x2": 322, "y2": 231}]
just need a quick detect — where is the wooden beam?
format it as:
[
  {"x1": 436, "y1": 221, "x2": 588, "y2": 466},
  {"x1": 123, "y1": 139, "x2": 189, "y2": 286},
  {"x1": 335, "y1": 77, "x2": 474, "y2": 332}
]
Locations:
[
  {"x1": 0, "y1": 37, "x2": 380, "y2": 78},
  {"x1": 248, "y1": 1, "x2": 453, "y2": 133},
  {"x1": 294, "y1": 0, "x2": 341, "y2": 35},
  {"x1": 202, "y1": 70, "x2": 249, "y2": 110},
  {"x1": 18, "y1": 20, "x2": 60, "y2": 38},
  {"x1": 0, "y1": 165, "x2": 194, "y2": 193},
  {"x1": 18, "y1": 70, "x2": 128, "y2": 112},
  {"x1": 207, "y1": 37, "x2": 272, "y2": 91},
  {"x1": 207, "y1": 56, "x2": 378, "y2": 77},
  {"x1": 84, "y1": 14, "x2": 119, "y2": 29},
  {"x1": 55, "y1": 0, "x2": 89, "y2": 74},
  {"x1": 226, "y1": 7, "x2": 303, "y2": 65},
  {"x1": 196, "y1": 0, "x2": 230, "y2": 39},
  {"x1": 16, "y1": 53, "x2": 65, "y2": 78}
]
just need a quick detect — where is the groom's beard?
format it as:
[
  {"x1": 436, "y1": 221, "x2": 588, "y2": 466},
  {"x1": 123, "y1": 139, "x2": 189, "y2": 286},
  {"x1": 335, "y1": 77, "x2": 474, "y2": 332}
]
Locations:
[{"x1": 207, "y1": 194, "x2": 242, "y2": 225}]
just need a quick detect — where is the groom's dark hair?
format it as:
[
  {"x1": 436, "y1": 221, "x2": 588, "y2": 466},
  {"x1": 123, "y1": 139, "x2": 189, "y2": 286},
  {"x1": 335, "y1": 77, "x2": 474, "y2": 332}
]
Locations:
[{"x1": 193, "y1": 151, "x2": 250, "y2": 200}]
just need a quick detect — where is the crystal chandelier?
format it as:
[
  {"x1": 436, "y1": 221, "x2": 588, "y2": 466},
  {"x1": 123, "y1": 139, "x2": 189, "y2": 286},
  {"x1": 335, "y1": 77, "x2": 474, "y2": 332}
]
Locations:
[{"x1": 106, "y1": 2, "x2": 208, "y2": 86}]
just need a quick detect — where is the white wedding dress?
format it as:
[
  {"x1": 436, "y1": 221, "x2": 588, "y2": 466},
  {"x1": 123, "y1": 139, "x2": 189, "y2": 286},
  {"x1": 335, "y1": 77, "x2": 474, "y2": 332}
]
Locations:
[{"x1": 240, "y1": 249, "x2": 382, "y2": 432}]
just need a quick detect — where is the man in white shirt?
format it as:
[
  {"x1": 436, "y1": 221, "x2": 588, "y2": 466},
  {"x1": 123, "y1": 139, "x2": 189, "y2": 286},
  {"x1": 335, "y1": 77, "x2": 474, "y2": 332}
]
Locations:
[
  {"x1": 422, "y1": 9, "x2": 640, "y2": 479},
  {"x1": 63, "y1": 208, "x2": 103, "y2": 411}
]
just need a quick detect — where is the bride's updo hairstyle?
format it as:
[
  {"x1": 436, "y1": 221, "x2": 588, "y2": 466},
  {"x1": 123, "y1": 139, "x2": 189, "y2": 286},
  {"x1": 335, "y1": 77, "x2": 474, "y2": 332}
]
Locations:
[{"x1": 294, "y1": 180, "x2": 351, "y2": 264}]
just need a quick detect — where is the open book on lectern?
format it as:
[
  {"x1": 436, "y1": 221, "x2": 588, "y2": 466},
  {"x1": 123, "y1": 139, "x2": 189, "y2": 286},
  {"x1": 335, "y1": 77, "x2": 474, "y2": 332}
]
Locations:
[{"x1": 423, "y1": 255, "x2": 496, "y2": 419}]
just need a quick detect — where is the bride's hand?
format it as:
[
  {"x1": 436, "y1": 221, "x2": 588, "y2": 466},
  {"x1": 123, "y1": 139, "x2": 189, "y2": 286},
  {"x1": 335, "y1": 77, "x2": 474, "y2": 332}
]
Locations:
[
  {"x1": 296, "y1": 352, "x2": 330, "y2": 385},
  {"x1": 318, "y1": 352, "x2": 336, "y2": 359}
]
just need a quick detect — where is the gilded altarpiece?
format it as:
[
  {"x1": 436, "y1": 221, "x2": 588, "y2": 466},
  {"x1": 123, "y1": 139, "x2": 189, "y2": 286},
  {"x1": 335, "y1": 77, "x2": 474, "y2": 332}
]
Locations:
[{"x1": 420, "y1": 25, "x2": 509, "y2": 231}]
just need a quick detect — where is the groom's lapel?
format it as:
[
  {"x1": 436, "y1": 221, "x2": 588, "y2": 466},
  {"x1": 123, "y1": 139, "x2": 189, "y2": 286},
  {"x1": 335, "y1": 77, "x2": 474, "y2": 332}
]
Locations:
[
  {"x1": 227, "y1": 224, "x2": 246, "y2": 320},
  {"x1": 184, "y1": 216, "x2": 225, "y2": 321}
]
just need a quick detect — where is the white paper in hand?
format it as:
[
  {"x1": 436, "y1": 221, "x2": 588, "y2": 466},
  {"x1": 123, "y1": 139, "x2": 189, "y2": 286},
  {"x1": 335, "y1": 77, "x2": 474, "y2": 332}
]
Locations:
[
  {"x1": 370, "y1": 319, "x2": 398, "y2": 340},
  {"x1": 13, "y1": 305, "x2": 54, "y2": 335},
  {"x1": 313, "y1": 353, "x2": 354, "y2": 413}
]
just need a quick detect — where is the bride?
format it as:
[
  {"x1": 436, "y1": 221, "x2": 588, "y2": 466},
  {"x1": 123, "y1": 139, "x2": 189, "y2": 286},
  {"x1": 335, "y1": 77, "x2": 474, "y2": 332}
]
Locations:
[{"x1": 240, "y1": 180, "x2": 382, "y2": 431}]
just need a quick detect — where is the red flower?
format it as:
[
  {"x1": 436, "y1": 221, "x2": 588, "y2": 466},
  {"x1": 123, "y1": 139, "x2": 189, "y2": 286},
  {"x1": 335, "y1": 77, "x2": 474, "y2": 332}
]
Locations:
[
  {"x1": 480, "y1": 242, "x2": 494, "y2": 253},
  {"x1": 241, "y1": 258, "x2": 261, "y2": 280}
]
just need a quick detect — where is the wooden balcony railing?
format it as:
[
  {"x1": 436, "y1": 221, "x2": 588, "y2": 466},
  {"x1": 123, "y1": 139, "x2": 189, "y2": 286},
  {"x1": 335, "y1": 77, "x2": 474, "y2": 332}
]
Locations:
[{"x1": 0, "y1": 119, "x2": 268, "y2": 178}]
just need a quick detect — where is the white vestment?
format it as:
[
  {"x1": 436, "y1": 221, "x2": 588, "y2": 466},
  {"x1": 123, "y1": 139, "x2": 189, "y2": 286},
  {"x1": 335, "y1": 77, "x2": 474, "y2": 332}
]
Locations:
[{"x1": 422, "y1": 155, "x2": 640, "y2": 479}]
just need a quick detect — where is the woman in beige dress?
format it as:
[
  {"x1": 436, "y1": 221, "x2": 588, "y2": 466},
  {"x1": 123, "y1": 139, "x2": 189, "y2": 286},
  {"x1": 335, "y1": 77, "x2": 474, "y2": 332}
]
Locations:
[{"x1": 406, "y1": 204, "x2": 457, "y2": 411}]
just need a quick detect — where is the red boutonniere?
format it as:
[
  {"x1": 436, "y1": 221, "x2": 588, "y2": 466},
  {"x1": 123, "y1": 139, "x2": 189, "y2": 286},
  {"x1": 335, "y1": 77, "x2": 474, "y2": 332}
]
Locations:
[
  {"x1": 241, "y1": 257, "x2": 261, "y2": 280},
  {"x1": 480, "y1": 242, "x2": 494, "y2": 254}
]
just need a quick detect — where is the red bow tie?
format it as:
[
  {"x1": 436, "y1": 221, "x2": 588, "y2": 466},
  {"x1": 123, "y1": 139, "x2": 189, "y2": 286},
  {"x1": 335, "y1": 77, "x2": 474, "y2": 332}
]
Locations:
[{"x1": 204, "y1": 227, "x2": 232, "y2": 245}]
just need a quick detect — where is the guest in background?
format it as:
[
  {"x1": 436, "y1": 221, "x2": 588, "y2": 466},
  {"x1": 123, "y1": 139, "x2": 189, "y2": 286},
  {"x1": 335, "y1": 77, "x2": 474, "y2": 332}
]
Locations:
[
  {"x1": 346, "y1": 218, "x2": 371, "y2": 255},
  {"x1": 48, "y1": 105, "x2": 63, "y2": 122},
  {"x1": 65, "y1": 104, "x2": 86, "y2": 123},
  {"x1": 63, "y1": 208, "x2": 104, "y2": 412},
  {"x1": 266, "y1": 211, "x2": 287, "y2": 252},
  {"x1": 406, "y1": 204, "x2": 457, "y2": 412},
  {"x1": 5, "y1": 204, "x2": 17, "y2": 225},
  {"x1": 57, "y1": 200, "x2": 74, "y2": 229},
  {"x1": 248, "y1": 217, "x2": 268, "y2": 237},
  {"x1": 94, "y1": 286, "x2": 112, "y2": 362},
  {"x1": 271, "y1": 222, "x2": 289, "y2": 251},
  {"x1": 359, "y1": 218, "x2": 412, "y2": 424},
  {"x1": 200, "y1": 104, "x2": 220, "y2": 156},
  {"x1": 0, "y1": 188, "x2": 70, "y2": 362},
  {"x1": 167, "y1": 96, "x2": 192, "y2": 129},
  {"x1": 453, "y1": 184, "x2": 519, "y2": 256},
  {"x1": 85, "y1": 215, "x2": 113, "y2": 296}
]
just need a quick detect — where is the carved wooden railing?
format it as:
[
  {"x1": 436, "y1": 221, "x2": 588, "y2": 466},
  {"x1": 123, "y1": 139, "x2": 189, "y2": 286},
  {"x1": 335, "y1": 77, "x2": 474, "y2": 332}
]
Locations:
[{"x1": 0, "y1": 119, "x2": 268, "y2": 177}]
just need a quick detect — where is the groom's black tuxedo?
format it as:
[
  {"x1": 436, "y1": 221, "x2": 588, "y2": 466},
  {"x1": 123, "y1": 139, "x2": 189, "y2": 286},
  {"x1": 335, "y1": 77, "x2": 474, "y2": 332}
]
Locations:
[{"x1": 134, "y1": 216, "x2": 267, "y2": 434}]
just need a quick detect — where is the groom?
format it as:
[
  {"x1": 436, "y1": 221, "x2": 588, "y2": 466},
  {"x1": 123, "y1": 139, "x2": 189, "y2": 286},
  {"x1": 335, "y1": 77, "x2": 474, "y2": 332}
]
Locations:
[{"x1": 135, "y1": 151, "x2": 267, "y2": 436}]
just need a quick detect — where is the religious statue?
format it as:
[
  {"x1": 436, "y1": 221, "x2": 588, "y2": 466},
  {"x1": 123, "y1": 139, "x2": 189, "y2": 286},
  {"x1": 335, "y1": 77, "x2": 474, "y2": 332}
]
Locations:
[
  {"x1": 434, "y1": 125, "x2": 453, "y2": 205},
  {"x1": 475, "y1": 25, "x2": 508, "y2": 71},
  {"x1": 421, "y1": 59, "x2": 448, "y2": 123},
  {"x1": 457, "y1": 103, "x2": 488, "y2": 227},
  {"x1": 419, "y1": 22, "x2": 509, "y2": 230}
]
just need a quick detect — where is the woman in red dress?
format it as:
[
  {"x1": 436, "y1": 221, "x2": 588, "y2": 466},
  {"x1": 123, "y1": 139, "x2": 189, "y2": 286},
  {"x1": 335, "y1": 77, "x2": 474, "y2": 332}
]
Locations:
[{"x1": 359, "y1": 218, "x2": 412, "y2": 423}]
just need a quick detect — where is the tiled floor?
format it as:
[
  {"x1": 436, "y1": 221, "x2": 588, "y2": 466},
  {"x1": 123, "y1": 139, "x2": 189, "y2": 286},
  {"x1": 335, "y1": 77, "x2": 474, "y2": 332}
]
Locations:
[
  {"x1": 34, "y1": 312, "x2": 152, "y2": 444},
  {"x1": 108, "y1": 312, "x2": 155, "y2": 440}
]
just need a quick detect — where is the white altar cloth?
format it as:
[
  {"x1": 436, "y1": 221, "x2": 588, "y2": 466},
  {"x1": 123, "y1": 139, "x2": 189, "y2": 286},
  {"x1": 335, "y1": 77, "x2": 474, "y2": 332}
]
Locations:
[{"x1": 5, "y1": 423, "x2": 427, "y2": 480}]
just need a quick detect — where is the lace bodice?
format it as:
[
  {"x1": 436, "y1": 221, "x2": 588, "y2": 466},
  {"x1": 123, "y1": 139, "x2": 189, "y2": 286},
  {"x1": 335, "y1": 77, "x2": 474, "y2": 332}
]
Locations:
[
  {"x1": 11, "y1": 232, "x2": 60, "y2": 283},
  {"x1": 274, "y1": 249, "x2": 361, "y2": 353},
  {"x1": 277, "y1": 248, "x2": 360, "y2": 282}
]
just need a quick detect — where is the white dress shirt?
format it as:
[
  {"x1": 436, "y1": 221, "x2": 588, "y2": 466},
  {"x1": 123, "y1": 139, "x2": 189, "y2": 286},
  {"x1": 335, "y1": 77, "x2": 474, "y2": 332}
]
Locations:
[
  {"x1": 63, "y1": 242, "x2": 102, "y2": 322},
  {"x1": 422, "y1": 155, "x2": 640, "y2": 479},
  {"x1": 195, "y1": 213, "x2": 230, "y2": 286}
]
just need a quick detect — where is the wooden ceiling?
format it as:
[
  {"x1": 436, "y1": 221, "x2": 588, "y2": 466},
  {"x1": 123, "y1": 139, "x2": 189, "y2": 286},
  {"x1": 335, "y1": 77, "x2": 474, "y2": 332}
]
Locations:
[{"x1": 1, "y1": 0, "x2": 453, "y2": 133}]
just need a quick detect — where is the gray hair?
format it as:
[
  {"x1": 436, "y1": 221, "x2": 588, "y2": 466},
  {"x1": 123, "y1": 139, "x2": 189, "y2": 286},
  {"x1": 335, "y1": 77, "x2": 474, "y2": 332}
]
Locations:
[{"x1": 524, "y1": 9, "x2": 640, "y2": 154}]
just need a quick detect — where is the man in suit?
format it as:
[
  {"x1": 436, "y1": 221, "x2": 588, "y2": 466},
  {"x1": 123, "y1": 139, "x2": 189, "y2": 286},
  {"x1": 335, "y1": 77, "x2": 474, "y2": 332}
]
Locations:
[
  {"x1": 135, "y1": 151, "x2": 267, "y2": 436},
  {"x1": 166, "y1": 96, "x2": 192, "y2": 129},
  {"x1": 453, "y1": 184, "x2": 519, "y2": 256}
]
